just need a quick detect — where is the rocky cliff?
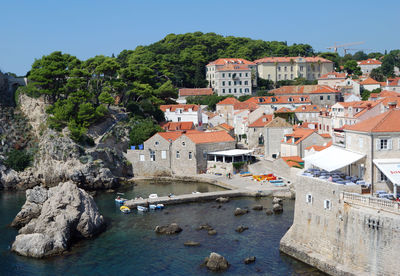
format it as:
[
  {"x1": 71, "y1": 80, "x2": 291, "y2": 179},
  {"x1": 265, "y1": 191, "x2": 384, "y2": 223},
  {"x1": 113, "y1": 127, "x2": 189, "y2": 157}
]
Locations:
[
  {"x1": 11, "y1": 182, "x2": 105, "y2": 258},
  {"x1": 0, "y1": 92, "x2": 133, "y2": 190}
]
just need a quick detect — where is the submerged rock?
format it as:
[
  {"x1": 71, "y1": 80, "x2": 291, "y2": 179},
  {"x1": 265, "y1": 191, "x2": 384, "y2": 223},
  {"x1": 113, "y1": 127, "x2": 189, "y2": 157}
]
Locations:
[
  {"x1": 244, "y1": 256, "x2": 256, "y2": 264},
  {"x1": 197, "y1": 223, "x2": 213, "y2": 231},
  {"x1": 204, "y1": 252, "x2": 229, "y2": 272},
  {"x1": 272, "y1": 197, "x2": 283, "y2": 205},
  {"x1": 265, "y1": 210, "x2": 273, "y2": 215},
  {"x1": 11, "y1": 182, "x2": 105, "y2": 258},
  {"x1": 273, "y1": 204, "x2": 283, "y2": 214},
  {"x1": 234, "y1": 208, "x2": 249, "y2": 216},
  {"x1": 184, "y1": 241, "x2": 200, "y2": 247},
  {"x1": 215, "y1": 197, "x2": 229, "y2": 203},
  {"x1": 208, "y1": 229, "x2": 217, "y2": 235},
  {"x1": 154, "y1": 223, "x2": 182, "y2": 235},
  {"x1": 235, "y1": 225, "x2": 249, "y2": 233},
  {"x1": 252, "y1": 205, "x2": 263, "y2": 211}
]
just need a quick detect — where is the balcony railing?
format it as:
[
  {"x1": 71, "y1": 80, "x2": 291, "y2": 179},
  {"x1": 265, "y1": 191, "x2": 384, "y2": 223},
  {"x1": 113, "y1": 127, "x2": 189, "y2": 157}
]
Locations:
[{"x1": 342, "y1": 192, "x2": 400, "y2": 213}]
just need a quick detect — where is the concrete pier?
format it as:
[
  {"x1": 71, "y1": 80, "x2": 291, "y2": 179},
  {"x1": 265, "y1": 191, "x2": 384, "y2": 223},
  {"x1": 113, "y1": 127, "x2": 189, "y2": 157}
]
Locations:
[{"x1": 124, "y1": 189, "x2": 263, "y2": 208}]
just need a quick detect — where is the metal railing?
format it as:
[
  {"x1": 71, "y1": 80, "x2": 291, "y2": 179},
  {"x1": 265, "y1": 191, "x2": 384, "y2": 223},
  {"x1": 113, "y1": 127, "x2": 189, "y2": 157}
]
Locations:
[{"x1": 342, "y1": 192, "x2": 400, "y2": 213}]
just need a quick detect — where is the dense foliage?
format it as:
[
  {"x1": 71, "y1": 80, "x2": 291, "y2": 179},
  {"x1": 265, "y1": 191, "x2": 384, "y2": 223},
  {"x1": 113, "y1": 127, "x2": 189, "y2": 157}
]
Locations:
[{"x1": 4, "y1": 149, "x2": 33, "y2": 172}]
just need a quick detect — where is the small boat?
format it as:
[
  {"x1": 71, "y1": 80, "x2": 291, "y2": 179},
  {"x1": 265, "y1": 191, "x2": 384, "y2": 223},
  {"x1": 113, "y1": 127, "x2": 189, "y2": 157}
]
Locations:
[
  {"x1": 149, "y1": 204, "x2": 157, "y2": 210},
  {"x1": 156, "y1": 204, "x2": 164, "y2": 209},
  {"x1": 115, "y1": 198, "x2": 126, "y2": 204},
  {"x1": 149, "y1": 194, "x2": 158, "y2": 199},
  {"x1": 192, "y1": 191, "x2": 201, "y2": 194},
  {"x1": 120, "y1": 206, "x2": 131, "y2": 214},
  {"x1": 137, "y1": 206, "x2": 148, "y2": 212}
]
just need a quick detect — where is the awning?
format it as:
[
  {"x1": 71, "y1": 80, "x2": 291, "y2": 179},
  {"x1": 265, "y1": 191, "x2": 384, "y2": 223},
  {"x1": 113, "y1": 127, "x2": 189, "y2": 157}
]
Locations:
[
  {"x1": 303, "y1": 146, "x2": 365, "y2": 172},
  {"x1": 373, "y1": 159, "x2": 400, "y2": 185},
  {"x1": 207, "y1": 149, "x2": 253, "y2": 156}
]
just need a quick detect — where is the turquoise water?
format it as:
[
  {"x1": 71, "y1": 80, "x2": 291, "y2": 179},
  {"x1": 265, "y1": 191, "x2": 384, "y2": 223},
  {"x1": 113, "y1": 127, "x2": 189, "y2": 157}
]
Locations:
[{"x1": 0, "y1": 181, "x2": 324, "y2": 275}]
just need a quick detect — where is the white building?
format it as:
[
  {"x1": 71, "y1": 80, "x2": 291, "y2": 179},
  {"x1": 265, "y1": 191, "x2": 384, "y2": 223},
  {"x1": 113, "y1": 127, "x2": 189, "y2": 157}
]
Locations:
[
  {"x1": 206, "y1": 58, "x2": 257, "y2": 96},
  {"x1": 358, "y1": 59, "x2": 382, "y2": 75},
  {"x1": 317, "y1": 72, "x2": 347, "y2": 88},
  {"x1": 160, "y1": 104, "x2": 203, "y2": 126}
]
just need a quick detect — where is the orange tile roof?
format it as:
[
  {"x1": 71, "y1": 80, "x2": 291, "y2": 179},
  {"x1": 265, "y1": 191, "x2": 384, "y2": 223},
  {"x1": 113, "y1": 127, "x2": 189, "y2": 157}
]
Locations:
[
  {"x1": 293, "y1": 105, "x2": 321, "y2": 113},
  {"x1": 233, "y1": 101, "x2": 259, "y2": 111},
  {"x1": 160, "y1": 104, "x2": 200, "y2": 112},
  {"x1": 359, "y1": 77, "x2": 380, "y2": 85},
  {"x1": 283, "y1": 128, "x2": 316, "y2": 144},
  {"x1": 186, "y1": 131, "x2": 235, "y2": 144},
  {"x1": 319, "y1": 71, "x2": 347, "y2": 79},
  {"x1": 320, "y1": 133, "x2": 331, "y2": 138},
  {"x1": 358, "y1": 59, "x2": 382, "y2": 65},
  {"x1": 281, "y1": 156, "x2": 304, "y2": 168},
  {"x1": 270, "y1": 85, "x2": 339, "y2": 95},
  {"x1": 305, "y1": 141, "x2": 332, "y2": 151},
  {"x1": 379, "y1": 97, "x2": 400, "y2": 108},
  {"x1": 245, "y1": 95, "x2": 311, "y2": 105},
  {"x1": 254, "y1": 56, "x2": 332, "y2": 64},
  {"x1": 179, "y1": 88, "x2": 213, "y2": 97},
  {"x1": 344, "y1": 109, "x2": 400, "y2": 133},
  {"x1": 216, "y1": 97, "x2": 240, "y2": 105},
  {"x1": 157, "y1": 131, "x2": 183, "y2": 141},
  {"x1": 248, "y1": 114, "x2": 274, "y2": 128},
  {"x1": 376, "y1": 90, "x2": 400, "y2": 98},
  {"x1": 160, "y1": 122, "x2": 194, "y2": 131},
  {"x1": 207, "y1": 58, "x2": 255, "y2": 66},
  {"x1": 217, "y1": 123, "x2": 234, "y2": 131},
  {"x1": 216, "y1": 64, "x2": 251, "y2": 71},
  {"x1": 275, "y1": 107, "x2": 293, "y2": 113}
]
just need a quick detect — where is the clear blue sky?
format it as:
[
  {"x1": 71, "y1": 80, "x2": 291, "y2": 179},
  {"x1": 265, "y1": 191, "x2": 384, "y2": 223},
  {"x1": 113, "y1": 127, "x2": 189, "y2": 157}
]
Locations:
[{"x1": 1, "y1": 0, "x2": 398, "y2": 76}]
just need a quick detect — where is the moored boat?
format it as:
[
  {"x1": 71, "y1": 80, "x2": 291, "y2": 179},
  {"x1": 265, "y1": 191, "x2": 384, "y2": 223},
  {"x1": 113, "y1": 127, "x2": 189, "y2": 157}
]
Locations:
[
  {"x1": 149, "y1": 194, "x2": 158, "y2": 199},
  {"x1": 156, "y1": 204, "x2": 164, "y2": 209},
  {"x1": 115, "y1": 197, "x2": 126, "y2": 204},
  {"x1": 137, "y1": 206, "x2": 148, "y2": 212},
  {"x1": 149, "y1": 204, "x2": 157, "y2": 210}
]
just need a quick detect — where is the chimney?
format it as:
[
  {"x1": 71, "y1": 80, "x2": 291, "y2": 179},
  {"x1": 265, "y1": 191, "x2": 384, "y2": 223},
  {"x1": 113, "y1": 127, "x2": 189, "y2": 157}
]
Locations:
[{"x1": 388, "y1": 102, "x2": 397, "y2": 110}]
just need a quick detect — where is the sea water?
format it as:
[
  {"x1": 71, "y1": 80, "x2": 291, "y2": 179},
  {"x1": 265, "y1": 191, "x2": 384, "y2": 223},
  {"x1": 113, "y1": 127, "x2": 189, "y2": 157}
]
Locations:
[{"x1": 0, "y1": 180, "x2": 325, "y2": 275}]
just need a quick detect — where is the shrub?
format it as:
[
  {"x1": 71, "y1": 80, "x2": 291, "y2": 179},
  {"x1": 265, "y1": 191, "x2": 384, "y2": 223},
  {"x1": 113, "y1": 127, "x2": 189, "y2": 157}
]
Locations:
[{"x1": 4, "y1": 149, "x2": 33, "y2": 171}]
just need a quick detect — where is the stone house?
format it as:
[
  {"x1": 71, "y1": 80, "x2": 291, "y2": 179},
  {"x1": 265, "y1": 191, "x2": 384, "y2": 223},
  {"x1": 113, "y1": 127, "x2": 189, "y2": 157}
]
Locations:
[
  {"x1": 209, "y1": 123, "x2": 234, "y2": 137},
  {"x1": 382, "y1": 77, "x2": 400, "y2": 92},
  {"x1": 358, "y1": 58, "x2": 382, "y2": 75},
  {"x1": 126, "y1": 131, "x2": 235, "y2": 176},
  {"x1": 177, "y1": 88, "x2": 213, "y2": 103},
  {"x1": 264, "y1": 117, "x2": 293, "y2": 159},
  {"x1": 247, "y1": 114, "x2": 274, "y2": 150},
  {"x1": 359, "y1": 77, "x2": 381, "y2": 91},
  {"x1": 281, "y1": 128, "x2": 330, "y2": 158},
  {"x1": 292, "y1": 105, "x2": 323, "y2": 123},
  {"x1": 160, "y1": 121, "x2": 194, "y2": 132},
  {"x1": 255, "y1": 56, "x2": 334, "y2": 82},
  {"x1": 317, "y1": 71, "x2": 347, "y2": 88},
  {"x1": 342, "y1": 107, "x2": 400, "y2": 193},
  {"x1": 336, "y1": 78, "x2": 361, "y2": 96},
  {"x1": 216, "y1": 97, "x2": 239, "y2": 126}
]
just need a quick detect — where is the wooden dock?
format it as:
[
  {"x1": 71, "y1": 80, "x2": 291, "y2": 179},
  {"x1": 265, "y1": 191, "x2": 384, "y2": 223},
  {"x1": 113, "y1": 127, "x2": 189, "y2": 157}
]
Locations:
[{"x1": 124, "y1": 189, "x2": 261, "y2": 208}]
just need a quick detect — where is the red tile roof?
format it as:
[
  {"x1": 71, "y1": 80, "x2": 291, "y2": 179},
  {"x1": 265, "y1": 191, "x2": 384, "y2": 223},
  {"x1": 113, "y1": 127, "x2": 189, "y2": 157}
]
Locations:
[
  {"x1": 283, "y1": 128, "x2": 316, "y2": 144},
  {"x1": 344, "y1": 109, "x2": 400, "y2": 133},
  {"x1": 179, "y1": 88, "x2": 213, "y2": 97},
  {"x1": 359, "y1": 77, "x2": 380, "y2": 85},
  {"x1": 157, "y1": 131, "x2": 183, "y2": 142},
  {"x1": 216, "y1": 97, "x2": 240, "y2": 105},
  {"x1": 160, "y1": 122, "x2": 194, "y2": 131},
  {"x1": 281, "y1": 156, "x2": 304, "y2": 168},
  {"x1": 275, "y1": 107, "x2": 293, "y2": 113},
  {"x1": 270, "y1": 85, "x2": 339, "y2": 95},
  {"x1": 358, "y1": 59, "x2": 382, "y2": 65},
  {"x1": 217, "y1": 123, "x2": 234, "y2": 131},
  {"x1": 320, "y1": 133, "x2": 331, "y2": 138},
  {"x1": 293, "y1": 105, "x2": 322, "y2": 113},
  {"x1": 216, "y1": 64, "x2": 251, "y2": 71},
  {"x1": 233, "y1": 101, "x2": 259, "y2": 111},
  {"x1": 186, "y1": 131, "x2": 235, "y2": 144},
  {"x1": 318, "y1": 72, "x2": 347, "y2": 79},
  {"x1": 305, "y1": 141, "x2": 332, "y2": 151},
  {"x1": 245, "y1": 95, "x2": 311, "y2": 105},
  {"x1": 207, "y1": 58, "x2": 255, "y2": 66},
  {"x1": 248, "y1": 114, "x2": 274, "y2": 128},
  {"x1": 160, "y1": 104, "x2": 200, "y2": 112},
  {"x1": 254, "y1": 56, "x2": 332, "y2": 64}
]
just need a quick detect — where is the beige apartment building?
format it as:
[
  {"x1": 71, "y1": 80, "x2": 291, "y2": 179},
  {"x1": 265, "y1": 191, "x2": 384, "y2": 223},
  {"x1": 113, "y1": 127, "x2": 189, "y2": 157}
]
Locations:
[
  {"x1": 206, "y1": 58, "x2": 257, "y2": 96},
  {"x1": 254, "y1": 56, "x2": 334, "y2": 82}
]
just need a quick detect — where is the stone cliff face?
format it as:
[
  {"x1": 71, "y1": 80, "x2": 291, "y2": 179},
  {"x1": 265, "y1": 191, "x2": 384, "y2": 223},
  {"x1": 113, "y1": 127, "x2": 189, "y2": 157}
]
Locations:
[
  {"x1": 0, "y1": 93, "x2": 133, "y2": 190},
  {"x1": 11, "y1": 182, "x2": 105, "y2": 258}
]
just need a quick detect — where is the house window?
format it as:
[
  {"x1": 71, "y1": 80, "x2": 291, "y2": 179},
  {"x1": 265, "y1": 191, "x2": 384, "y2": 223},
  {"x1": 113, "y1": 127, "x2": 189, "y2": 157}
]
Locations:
[
  {"x1": 222, "y1": 73, "x2": 225, "y2": 77},
  {"x1": 239, "y1": 73, "x2": 242, "y2": 77},
  {"x1": 161, "y1": 150, "x2": 167, "y2": 159},
  {"x1": 228, "y1": 73, "x2": 231, "y2": 77},
  {"x1": 359, "y1": 138, "x2": 364, "y2": 148},
  {"x1": 320, "y1": 96, "x2": 323, "y2": 100},
  {"x1": 379, "y1": 170, "x2": 388, "y2": 182},
  {"x1": 244, "y1": 81, "x2": 248, "y2": 85},
  {"x1": 188, "y1": 152, "x2": 193, "y2": 160},
  {"x1": 150, "y1": 150, "x2": 155, "y2": 161},
  {"x1": 380, "y1": 139, "x2": 388, "y2": 150},
  {"x1": 291, "y1": 66, "x2": 293, "y2": 72},
  {"x1": 222, "y1": 81, "x2": 225, "y2": 86},
  {"x1": 245, "y1": 88, "x2": 249, "y2": 93},
  {"x1": 284, "y1": 66, "x2": 287, "y2": 72},
  {"x1": 178, "y1": 117, "x2": 181, "y2": 122},
  {"x1": 176, "y1": 151, "x2": 180, "y2": 159},
  {"x1": 155, "y1": 141, "x2": 159, "y2": 146},
  {"x1": 284, "y1": 74, "x2": 287, "y2": 80},
  {"x1": 229, "y1": 89, "x2": 231, "y2": 93},
  {"x1": 278, "y1": 74, "x2": 281, "y2": 80},
  {"x1": 290, "y1": 74, "x2": 293, "y2": 79},
  {"x1": 182, "y1": 141, "x2": 186, "y2": 146},
  {"x1": 139, "y1": 154, "x2": 145, "y2": 161},
  {"x1": 324, "y1": 200, "x2": 331, "y2": 210},
  {"x1": 228, "y1": 81, "x2": 231, "y2": 86},
  {"x1": 377, "y1": 138, "x2": 392, "y2": 150},
  {"x1": 327, "y1": 96, "x2": 331, "y2": 100},
  {"x1": 222, "y1": 89, "x2": 225, "y2": 93},
  {"x1": 245, "y1": 73, "x2": 248, "y2": 77},
  {"x1": 306, "y1": 194, "x2": 312, "y2": 204},
  {"x1": 278, "y1": 66, "x2": 281, "y2": 72},
  {"x1": 300, "y1": 66, "x2": 304, "y2": 72},
  {"x1": 234, "y1": 88, "x2": 237, "y2": 93},
  {"x1": 240, "y1": 88, "x2": 242, "y2": 93}
]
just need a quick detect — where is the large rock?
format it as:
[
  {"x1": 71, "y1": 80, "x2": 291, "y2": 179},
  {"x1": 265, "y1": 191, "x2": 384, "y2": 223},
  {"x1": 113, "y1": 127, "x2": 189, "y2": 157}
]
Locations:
[
  {"x1": 234, "y1": 208, "x2": 249, "y2": 216},
  {"x1": 204, "y1": 252, "x2": 229, "y2": 272},
  {"x1": 11, "y1": 181, "x2": 105, "y2": 258},
  {"x1": 215, "y1": 197, "x2": 229, "y2": 203},
  {"x1": 244, "y1": 256, "x2": 256, "y2": 264},
  {"x1": 252, "y1": 205, "x2": 263, "y2": 211},
  {"x1": 273, "y1": 203, "x2": 283, "y2": 214},
  {"x1": 272, "y1": 197, "x2": 283, "y2": 205},
  {"x1": 154, "y1": 223, "x2": 182, "y2": 235},
  {"x1": 235, "y1": 225, "x2": 249, "y2": 233}
]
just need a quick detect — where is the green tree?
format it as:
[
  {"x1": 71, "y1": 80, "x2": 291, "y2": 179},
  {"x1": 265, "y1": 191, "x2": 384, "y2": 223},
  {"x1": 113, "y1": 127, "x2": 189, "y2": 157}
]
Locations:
[
  {"x1": 129, "y1": 118, "x2": 163, "y2": 146},
  {"x1": 352, "y1": 51, "x2": 368, "y2": 61},
  {"x1": 99, "y1": 91, "x2": 114, "y2": 107},
  {"x1": 344, "y1": 60, "x2": 362, "y2": 76},
  {"x1": 370, "y1": 68, "x2": 385, "y2": 82},
  {"x1": 4, "y1": 149, "x2": 32, "y2": 171}
]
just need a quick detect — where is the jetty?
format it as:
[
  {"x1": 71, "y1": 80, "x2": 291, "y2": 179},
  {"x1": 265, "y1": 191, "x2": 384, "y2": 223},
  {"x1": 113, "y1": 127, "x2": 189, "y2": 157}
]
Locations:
[{"x1": 124, "y1": 189, "x2": 262, "y2": 208}]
